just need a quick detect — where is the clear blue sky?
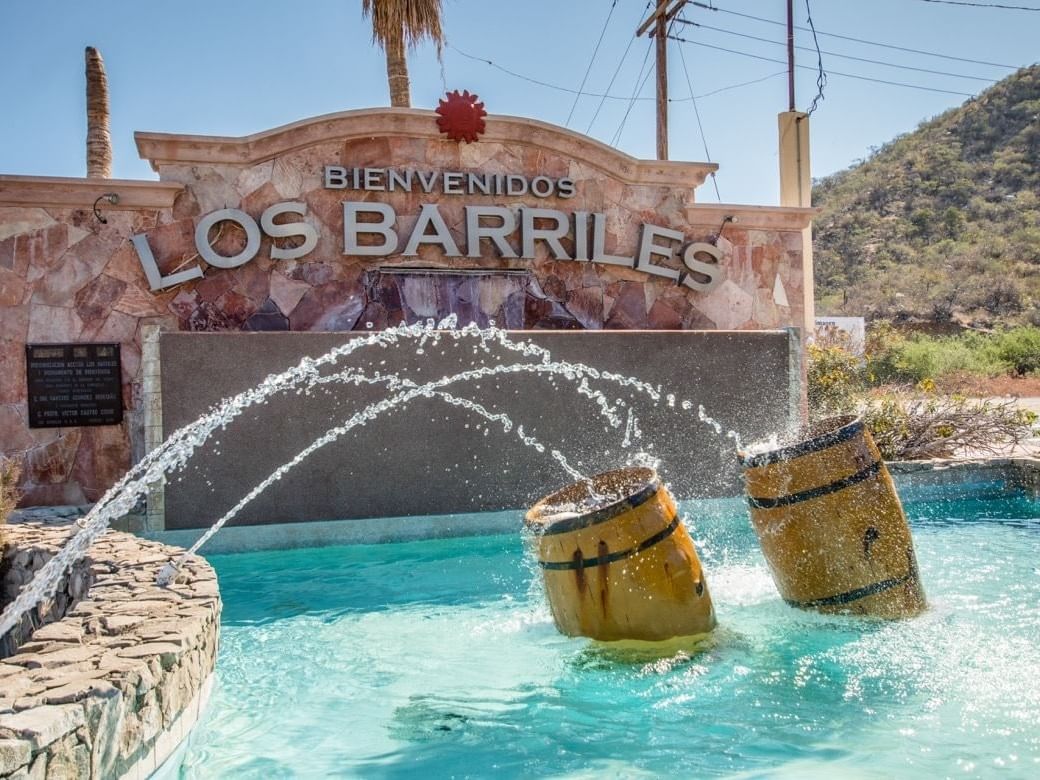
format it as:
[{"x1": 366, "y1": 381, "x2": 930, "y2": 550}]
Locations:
[{"x1": 0, "y1": 0, "x2": 1037, "y2": 205}]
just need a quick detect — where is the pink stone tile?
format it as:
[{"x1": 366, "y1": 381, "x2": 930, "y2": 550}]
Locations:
[
  {"x1": 30, "y1": 255, "x2": 97, "y2": 306},
  {"x1": 74, "y1": 274, "x2": 127, "y2": 326},
  {"x1": 240, "y1": 181, "x2": 282, "y2": 216},
  {"x1": 23, "y1": 429, "x2": 81, "y2": 484},
  {"x1": 0, "y1": 333, "x2": 28, "y2": 399},
  {"x1": 171, "y1": 188, "x2": 201, "y2": 220},
  {"x1": 113, "y1": 285, "x2": 167, "y2": 319},
  {"x1": 0, "y1": 404, "x2": 32, "y2": 451},
  {"x1": 342, "y1": 137, "x2": 392, "y2": 168},
  {"x1": 425, "y1": 140, "x2": 462, "y2": 169},
  {"x1": 604, "y1": 282, "x2": 648, "y2": 329},
  {"x1": 169, "y1": 289, "x2": 199, "y2": 324},
  {"x1": 0, "y1": 266, "x2": 26, "y2": 306},
  {"x1": 564, "y1": 287, "x2": 603, "y2": 329},
  {"x1": 696, "y1": 279, "x2": 754, "y2": 330},
  {"x1": 18, "y1": 480, "x2": 88, "y2": 507},
  {"x1": 27, "y1": 304, "x2": 83, "y2": 342},
  {"x1": 194, "y1": 272, "x2": 233, "y2": 304},
  {"x1": 71, "y1": 425, "x2": 130, "y2": 502},
  {"x1": 647, "y1": 299, "x2": 683, "y2": 330},
  {"x1": 103, "y1": 241, "x2": 149, "y2": 285},
  {"x1": 88, "y1": 310, "x2": 140, "y2": 346},
  {"x1": 269, "y1": 272, "x2": 311, "y2": 316},
  {"x1": 229, "y1": 261, "x2": 271, "y2": 305},
  {"x1": 236, "y1": 160, "x2": 274, "y2": 199}
]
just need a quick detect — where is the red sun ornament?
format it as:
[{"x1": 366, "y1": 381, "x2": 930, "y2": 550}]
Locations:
[{"x1": 435, "y1": 90, "x2": 487, "y2": 143}]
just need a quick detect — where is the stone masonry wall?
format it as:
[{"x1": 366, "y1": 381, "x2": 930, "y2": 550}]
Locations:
[
  {"x1": 1, "y1": 109, "x2": 813, "y2": 508},
  {"x1": 0, "y1": 522, "x2": 219, "y2": 778}
]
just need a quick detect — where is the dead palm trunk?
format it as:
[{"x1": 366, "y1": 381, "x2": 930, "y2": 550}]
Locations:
[
  {"x1": 85, "y1": 46, "x2": 112, "y2": 178},
  {"x1": 362, "y1": 0, "x2": 444, "y2": 109},
  {"x1": 385, "y1": 23, "x2": 410, "y2": 107}
]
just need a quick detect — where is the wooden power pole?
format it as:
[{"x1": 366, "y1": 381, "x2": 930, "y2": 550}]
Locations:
[
  {"x1": 786, "y1": 0, "x2": 796, "y2": 111},
  {"x1": 637, "y1": 1, "x2": 686, "y2": 161}
]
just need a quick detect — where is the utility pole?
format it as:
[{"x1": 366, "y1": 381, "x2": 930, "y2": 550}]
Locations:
[
  {"x1": 637, "y1": 1, "x2": 686, "y2": 160},
  {"x1": 787, "y1": 0, "x2": 796, "y2": 111},
  {"x1": 655, "y1": 12, "x2": 669, "y2": 160}
]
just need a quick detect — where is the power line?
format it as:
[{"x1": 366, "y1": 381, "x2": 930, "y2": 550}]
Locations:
[
  {"x1": 667, "y1": 34, "x2": 978, "y2": 97},
  {"x1": 686, "y1": 1, "x2": 1019, "y2": 69},
  {"x1": 610, "y1": 39, "x2": 657, "y2": 147},
  {"x1": 915, "y1": 0, "x2": 1040, "y2": 10},
  {"x1": 676, "y1": 19, "x2": 997, "y2": 82},
  {"x1": 448, "y1": 43, "x2": 781, "y2": 104},
  {"x1": 565, "y1": 0, "x2": 619, "y2": 127},
  {"x1": 675, "y1": 36, "x2": 721, "y2": 201},
  {"x1": 586, "y1": 2, "x2": 653, "y2": 135},
  {"x1": 804, "y1": 0, "x2": 827, "y2": 115}
]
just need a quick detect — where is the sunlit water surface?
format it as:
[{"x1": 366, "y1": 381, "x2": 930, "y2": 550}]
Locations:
[{"x1": 174, "y1": 492, "x2": 1040, "y2": 778}]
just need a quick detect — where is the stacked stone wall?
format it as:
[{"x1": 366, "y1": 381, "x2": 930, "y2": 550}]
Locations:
[
  {"x1": 0, "y1": 110, "x2": 812, "y2": 507},
  {"x1": 0, "y1": 522, "x2": 219, "y2": 778}
]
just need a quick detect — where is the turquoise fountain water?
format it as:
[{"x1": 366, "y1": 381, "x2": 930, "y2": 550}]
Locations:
[{"x1": 172, "y1": 493, "x2": 1040, "y2": 778}]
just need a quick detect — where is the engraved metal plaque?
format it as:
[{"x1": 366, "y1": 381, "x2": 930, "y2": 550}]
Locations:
[{"x1": 26, "y1": 343, "x2": 123, "y2": 428}]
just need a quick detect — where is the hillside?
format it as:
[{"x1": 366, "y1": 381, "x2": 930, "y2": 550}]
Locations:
[{"x1": 813, "y1": 64, "x2": 1040, "y2": 326}]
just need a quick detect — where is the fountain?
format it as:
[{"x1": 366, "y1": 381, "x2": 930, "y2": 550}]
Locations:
[{"x1": 0, "y1": 319, "x2": 945, "y2": 778}]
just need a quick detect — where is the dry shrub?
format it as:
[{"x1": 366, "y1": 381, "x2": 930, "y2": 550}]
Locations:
[
  {"x1": 863, "y1": 390, "x2": 1038, "y2": 460},
  {"x1": 1, "y1": 457, "x2": 20, "y2": 542}
]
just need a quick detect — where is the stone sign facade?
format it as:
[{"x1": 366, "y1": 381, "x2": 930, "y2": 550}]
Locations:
[{"x1": 0, "y1": 108, "x2": 814, "y2": 507}]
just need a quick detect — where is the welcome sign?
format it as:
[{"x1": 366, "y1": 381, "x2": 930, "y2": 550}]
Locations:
[{"x1": 130, "y1": 166, "x2": 727, "y2": 294}]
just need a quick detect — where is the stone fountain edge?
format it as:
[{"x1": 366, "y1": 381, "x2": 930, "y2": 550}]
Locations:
[{"x1": 0, "y1": 522, "x2": 220, "y2": 779}]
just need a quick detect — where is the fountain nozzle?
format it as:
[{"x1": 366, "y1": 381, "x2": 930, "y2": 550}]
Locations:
[{"x1": 156, "y1": 561, "x2": 180, "y2": 587}]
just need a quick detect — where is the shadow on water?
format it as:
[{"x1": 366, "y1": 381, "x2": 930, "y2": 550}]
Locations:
[{"x1": 207, "y1": 534, "x2": 532, "y2": 624}]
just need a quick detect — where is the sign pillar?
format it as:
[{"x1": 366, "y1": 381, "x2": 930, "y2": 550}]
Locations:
[{"x1": 779, "y1": 109, "x2": 813, "y2": 423}]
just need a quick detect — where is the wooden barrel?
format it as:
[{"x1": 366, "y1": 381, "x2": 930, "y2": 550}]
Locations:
[
  {"x1": 739, "y1": 415, "x2": 926, "y2": 619},
  {"x1": 524, "y1": 467, "x2": 716, "y2": 642}
]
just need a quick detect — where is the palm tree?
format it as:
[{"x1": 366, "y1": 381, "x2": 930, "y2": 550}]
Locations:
[
  {"x1": 361, "y1": 0, "x2": 444, "y2": 108},
  {"x1": 85, "y1": 46, "x2": 112, "y2": 178}
]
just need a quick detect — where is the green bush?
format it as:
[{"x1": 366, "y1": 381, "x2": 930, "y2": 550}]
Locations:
[
  {"x1": 865, "y1": 323, "x2": 1010, "y2": 384},
  {"x1": 807, "y1": 341, "x2": 865, "y2": 421},
  {"x1": 994, "y1": 326, "x2": 1040, "y2": 375},
  {"x1": 807, "y1": 329, "x2": 1038, "y2": 459}
]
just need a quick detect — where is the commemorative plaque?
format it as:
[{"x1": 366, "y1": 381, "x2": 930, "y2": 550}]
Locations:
[{"x1": 26, "y1": 343, "x2": 123, "y2": 428}]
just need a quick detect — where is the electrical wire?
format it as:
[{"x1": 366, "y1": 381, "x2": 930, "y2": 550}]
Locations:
[
  {"x1": 448, "y1": 43, "x2": 781, "y2": 104},
  {"x1": 610, "y1": 39, "x2": 657, "y2": 147},
  {"x1": 686, "y1": 1, "x2": 1019, "y2": 69},
  {"x1": 586, "y1": 2, "x2": 652, "y2": 134},
  {"x1": 667, "y1": 34, "x2": 978, "y2": 97},
  {"x1": 915, "y1": 0, "x2": 1040, "y2": 10},
  {"x1": 675, "y1": 19, "x2": 998, "y2": 81},
  {"x1": 565, "y1": 0, "x2": 619, "y2": 127},
  {"x1": 676, "y1": 38, "x2": 722, "y2": 201},
  {"x1": 804, "y1": 0, "x2": 826, "y2": 115}
]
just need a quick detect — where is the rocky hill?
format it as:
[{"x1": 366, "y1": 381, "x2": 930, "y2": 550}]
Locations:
[{"x1": 813, "y1": 64, "x2": 1040, "y2": 326}]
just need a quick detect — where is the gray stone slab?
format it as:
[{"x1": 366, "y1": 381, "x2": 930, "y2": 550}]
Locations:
[{"x1": 159, "y1": 330, "x2": 796, "y2": 529}]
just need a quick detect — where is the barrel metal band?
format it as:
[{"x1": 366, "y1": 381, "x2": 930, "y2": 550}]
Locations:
[
  {"x1": 539, "y1": 515, "x2": 681, "y2": 571},
  {"x1": 531, "y1": 478, "x2": 661, "y2": 535},
  {"x1": 747, "y1": 460, "x2": 881, "y2": 510},
  {"x1": 739, "y1": 416, "x2": 863, "y2": 468},
  {"x1": 784, "y1": 570, "x2": 916, "y2": 609}
]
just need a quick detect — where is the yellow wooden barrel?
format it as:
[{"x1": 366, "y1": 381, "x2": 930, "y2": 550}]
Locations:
[
  {"x1": 524, "y1": 466, "x2": 716, "y2": 642},
  {"x1": 738, "y1": 415, "x2": 926, "y2": 619}
]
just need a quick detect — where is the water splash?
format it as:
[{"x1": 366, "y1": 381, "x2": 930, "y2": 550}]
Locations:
[{"x1": 0, "y1": 318, "x2": 746, "y2": 639}]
